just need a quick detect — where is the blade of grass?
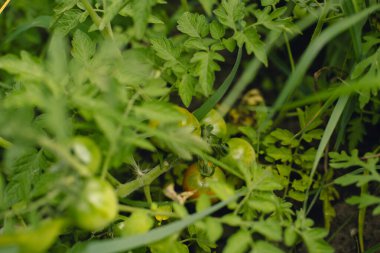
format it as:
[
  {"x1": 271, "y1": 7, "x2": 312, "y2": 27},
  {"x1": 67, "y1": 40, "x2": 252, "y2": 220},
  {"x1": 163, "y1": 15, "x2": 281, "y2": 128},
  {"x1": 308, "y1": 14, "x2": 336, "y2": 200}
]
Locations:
[
  {"x1": 264, "y1": 4, "x2": 380, "y2": 130},
  {"x1": 304, "y1": 95, "x2": 350, "y2": 213},
  {"x1": 365, "y1": 243, "x2": 380, "y2": 253},
  {"x1": 2, "y1": 16, "x2": 52, "y2": 45},
  {"x1": 281, "y1": 75, "x2": 380, "y2": 110},
  {"x1": 83, "y1": 190, "x2": 245, "y2": 253},
  {"x1": 193, "y1": 46, "x2": 242, "y2": 120},
  {"x1": 342, "y1": 0, "x2": 364, "y2": 60}
]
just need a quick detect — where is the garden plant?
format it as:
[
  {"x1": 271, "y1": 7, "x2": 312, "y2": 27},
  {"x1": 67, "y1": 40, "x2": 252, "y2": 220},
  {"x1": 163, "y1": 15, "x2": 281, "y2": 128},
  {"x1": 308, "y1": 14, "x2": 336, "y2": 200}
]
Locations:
[{"x1": 0, "y1": 0, "x2": 380, "y2": 252}]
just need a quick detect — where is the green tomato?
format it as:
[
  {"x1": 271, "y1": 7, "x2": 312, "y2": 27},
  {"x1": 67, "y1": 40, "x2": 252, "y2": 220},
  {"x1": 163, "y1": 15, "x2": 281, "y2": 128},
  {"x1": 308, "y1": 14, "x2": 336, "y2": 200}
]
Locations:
[
  {"x1": 71, "y1": 178, "x2": 118, "y2": 231},
  {"x1": 293, "y1": 5, "x2": 307, "y2": 19},
  {"x1": 222, "y1": 138, "x2": 256, "y2": 169},
  {"x1": 182, "y1": 163, "x2": 226, "y2": 199},
  {"x1": 176, "y1": 106, "x2": 201, "y2": 136},
  {"x1": 201, "y1": 109, "x2": 227, "y2": 138},
  {"x1": 113, "y1": 211, "x2": 154, "y2": 236},
  {"x1": 70, "y1": 136, "x2": 101, "y2": 175}
]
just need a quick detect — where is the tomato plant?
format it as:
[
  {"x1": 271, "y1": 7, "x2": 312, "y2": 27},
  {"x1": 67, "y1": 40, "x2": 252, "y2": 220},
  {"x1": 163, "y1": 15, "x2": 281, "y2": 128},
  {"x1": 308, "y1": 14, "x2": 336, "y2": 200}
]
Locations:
[
  {"x1": 182, "y1": 163, "x2": 226, "y2": 199},
  {"x1": 1, "y1": 0, "x2": 379, "y2": 252},
  {"x1": 70, "y1": 178, "x2": 118, "y2": 231}
]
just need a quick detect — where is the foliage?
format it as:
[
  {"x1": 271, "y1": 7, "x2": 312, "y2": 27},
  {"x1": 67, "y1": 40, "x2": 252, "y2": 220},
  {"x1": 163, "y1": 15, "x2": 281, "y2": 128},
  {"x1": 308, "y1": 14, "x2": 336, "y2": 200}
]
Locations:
[{"x1": 0, "y1": 0, "x2": 379, "y2": 253}]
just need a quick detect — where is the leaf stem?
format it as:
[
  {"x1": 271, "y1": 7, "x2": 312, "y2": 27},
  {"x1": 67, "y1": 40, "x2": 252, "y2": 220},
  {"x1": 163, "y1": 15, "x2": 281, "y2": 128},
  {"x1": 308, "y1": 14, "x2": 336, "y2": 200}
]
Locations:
[
  {"x1": 117, "y1": 162, "x2": 170, "y2": 198},
  {"x1": 358, "y1": 178, "x2": 368, "y2": 252},
  {"x1": 79, "y1": 0, "x2": 113, "y2": 39}
]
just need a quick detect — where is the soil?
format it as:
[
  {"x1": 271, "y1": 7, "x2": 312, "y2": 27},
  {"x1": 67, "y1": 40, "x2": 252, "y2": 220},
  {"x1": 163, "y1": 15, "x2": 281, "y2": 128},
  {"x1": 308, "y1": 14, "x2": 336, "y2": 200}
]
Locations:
[{"x1": 329, "y1": 202, "x2": 380, "y2": 253}]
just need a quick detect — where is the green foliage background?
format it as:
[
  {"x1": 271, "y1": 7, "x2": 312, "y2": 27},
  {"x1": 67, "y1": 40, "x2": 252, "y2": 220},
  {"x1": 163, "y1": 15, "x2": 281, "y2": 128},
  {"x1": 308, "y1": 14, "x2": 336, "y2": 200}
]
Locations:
[{"x1": 0, "y1": 0, "x2": 379, "y2": 252}]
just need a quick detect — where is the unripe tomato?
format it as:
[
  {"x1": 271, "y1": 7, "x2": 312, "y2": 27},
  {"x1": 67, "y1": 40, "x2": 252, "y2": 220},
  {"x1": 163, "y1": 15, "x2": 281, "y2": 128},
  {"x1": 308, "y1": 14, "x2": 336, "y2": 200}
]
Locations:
[
  {"x1": 293, "y1": 5, "x2": 307, "y2": 19},
  {"x1": 153, "y1": 204, "x2": 172, "y2": 222},
  {"x1": 176, "y1": 106, "x2": 201, "y2": 136},
  {"x1": 113, "y1": 211, "x2": 153, "y2": 236},
  {"x1": 70, "y1": 136, "x2": 101, "y2": 175},
  {"x1": 222, "y1": 138, "x2": 255, "y2": 169},
  {"x1": 182, "y1": 163, "x2": 226, "y2": 199},
  {"x1": 71, "y1": 178, "x2": 118, "y2": 231},
  {"x1": 201, "y1": 109, "x2": 227, "y2": 138}
]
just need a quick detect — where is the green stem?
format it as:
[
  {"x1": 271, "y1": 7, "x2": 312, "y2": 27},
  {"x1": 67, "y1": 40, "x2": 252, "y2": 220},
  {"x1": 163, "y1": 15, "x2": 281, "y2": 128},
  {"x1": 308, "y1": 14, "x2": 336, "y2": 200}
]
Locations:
[
  {"x1": 310, "y1": 1, "x2": 330, "y2": 42},
  {"x1": 284, "y1": 33, "x2": 295, "y2": 72},
  {"x1": 80, "y1": 0, "x2": 113, "y2": 38},
  {"x1": 117, "y1": 162, "x2": 170, "y2": 198},
  {"x1": 144, "y1": 185, "x2": 153, "y2": 205},
  {"x1": 358, "y1": 179, "x2": 368, "y2": 252},
  {"x1": 106, "y1": 172, "x2": 122, "y2": 187}
]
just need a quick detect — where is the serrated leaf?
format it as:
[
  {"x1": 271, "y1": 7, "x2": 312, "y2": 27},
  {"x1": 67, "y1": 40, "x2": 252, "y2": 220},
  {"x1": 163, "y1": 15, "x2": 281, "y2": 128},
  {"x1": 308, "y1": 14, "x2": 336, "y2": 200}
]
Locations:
[
  {"x1": 288, "y1": 190, "x2": 306, "y2": 201},
  {"x1": 266, "y1": 146, "x2": 292, "y2": 162},
  {"x1": 221, "y1": 214, "x2": 242, "y2": 226},
  {"x1": 54, "y1": 0, "x2": 78, "y2": 14},
  {"x1": 261, "y1": 0, "x2": 279, "y2": 6},
  {"x1": 351, "y1": 50, "x2": 379, "y2": 79},
  {"x1": 184, "y1": 38, "x2": 208, "y2": 51},
  {"x1": 253, "y1": 7, "x2": 299, "y2": 34},
  {"x1": 213, "y1": 0, "x2": 245, "y2": 30},
  {"x1": 178, "y1": 74, "x2": 196, "y2": 107},
  {"x1": 151, "y1": 37, "x2": 181, "y2": 66},
  {"x1": 222, "y1": 37, "x2": 236, "y2": 52},
  {"x1": 177, "y1": 12, "x2": 209, "y2": 38},
  {"x1": 301, "y1": 228, "x2": 334, "y2": 253},
  {"x1": 191, "y1": 51, "x2": 224, "y2": 96},
  {"x1": 3, "y1": 149, "x2": 47, "y2": 208},
  {"x1": 270, "y1": 128, "x2": 298, "y2": 147},
  {"x1": 329, "y1": 149, "x2": 364, "y2": 169},
  {"x1": 303, "y1": 129, "x2": 324, "y2": 142},
  {"x1": 71, "y1": 29, "x2": 96, "y2": 63},
  {"x1": 134, "y1": 101, "x2": 182, "y2": 123},
  {"x1": 205, "y1": 218, "x2": 223, "y2": 243},
  {"x1": 210, "y1": 21, "x2": 225, "y2": 40},
  {"x1": 346, "y1": 194, "x2": 380, "y2": 208},
  {"x1": 132, "y1": 0, "x2": 152, "y2": 39},
  {"x1": 198, "y1": 0, "x2": 217, "y2": 16},
  {"x1": 55, "y1": 9, "x2": 83, "y2": 35},
  {"x1": 0, "y1": 52, "x2": 45, "y2": 81},
  {"x1": 347, "y1": 117, "x2": 366, "y2": 150},
  {"x1": 251, "y1": 166, "x2": 283, "y2": 191},
  {"x1": 284, "y1": 226, "x2": 298, "y2": 246},
  {"x1": 253, "y1": 219, "x2": 282, "y2": 241},
  {"x1": 334, "y1": 173, "x2": 362, "y2": 186},
  {"x1": 223, "y1": 230, "x2": 251, "y2": 253},
  {"x1": 234, "y1": 27, "x2": 268, "y2": 66}
]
